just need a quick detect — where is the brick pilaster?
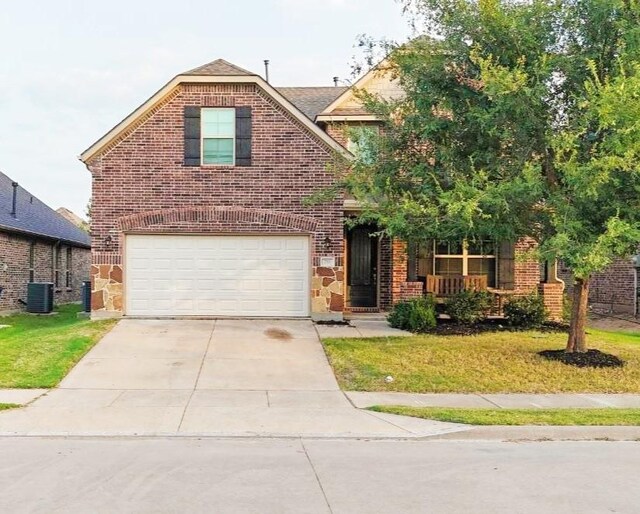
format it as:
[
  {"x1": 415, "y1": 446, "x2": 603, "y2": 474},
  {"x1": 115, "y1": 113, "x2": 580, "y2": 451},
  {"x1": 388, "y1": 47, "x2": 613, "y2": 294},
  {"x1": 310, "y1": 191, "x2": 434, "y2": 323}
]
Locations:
[
  {"x1": 538, "y1": 282, "x2": 565, "y2": 321},
  {"x1": 392, "y1": 239, "x2": 408, "y2": 304}
]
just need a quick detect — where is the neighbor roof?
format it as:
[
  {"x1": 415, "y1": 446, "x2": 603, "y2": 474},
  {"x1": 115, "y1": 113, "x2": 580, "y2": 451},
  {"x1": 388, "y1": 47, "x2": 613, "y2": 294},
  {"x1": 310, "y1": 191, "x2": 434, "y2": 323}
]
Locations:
[
  {"x1": 277, "y1": 87, "x2": 349, "y2": 120},
  {"x1": 0, "y1": 171, "x2": 91, "y2": 247}
]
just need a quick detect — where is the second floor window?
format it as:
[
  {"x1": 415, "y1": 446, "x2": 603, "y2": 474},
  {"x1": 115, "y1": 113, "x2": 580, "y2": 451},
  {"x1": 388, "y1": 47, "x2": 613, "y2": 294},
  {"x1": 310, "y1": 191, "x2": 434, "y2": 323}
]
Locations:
[
  {"x1": 201, "y1": 108, "x2": 235, "y2": 165},
  {"x1": 347, "y1": 126, "x2": 378, "y2": 164}
]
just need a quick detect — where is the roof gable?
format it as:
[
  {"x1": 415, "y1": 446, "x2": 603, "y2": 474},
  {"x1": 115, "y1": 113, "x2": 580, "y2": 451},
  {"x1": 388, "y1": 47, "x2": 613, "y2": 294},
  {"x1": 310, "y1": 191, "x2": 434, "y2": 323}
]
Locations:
[
  {"x1": 0, "y1": 172, "x2": 91, "y2": 247},
  {"x1": 80, "y1": 59, "x2": 352, "y2": 163},
  {"x1": 317, "y1": 62, "x2": 403, "y2": 120}
]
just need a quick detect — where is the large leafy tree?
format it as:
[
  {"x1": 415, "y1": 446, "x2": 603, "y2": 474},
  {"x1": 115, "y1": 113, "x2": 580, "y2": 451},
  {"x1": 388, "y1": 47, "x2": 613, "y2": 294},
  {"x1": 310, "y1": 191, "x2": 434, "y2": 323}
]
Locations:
[{"x1": 344, "y1": 0, "x2": 640, "y2": 352}]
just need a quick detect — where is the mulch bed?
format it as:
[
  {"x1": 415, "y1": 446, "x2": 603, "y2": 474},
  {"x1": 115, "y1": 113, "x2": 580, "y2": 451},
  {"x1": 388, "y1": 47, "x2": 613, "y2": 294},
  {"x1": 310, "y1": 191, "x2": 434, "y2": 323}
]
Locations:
[
  {"x1": 538, "y1": 349, "x2": 625, "y2": 368},
  {"x1": 430, "y1": 319, "x2": 567, "y2": 336}
]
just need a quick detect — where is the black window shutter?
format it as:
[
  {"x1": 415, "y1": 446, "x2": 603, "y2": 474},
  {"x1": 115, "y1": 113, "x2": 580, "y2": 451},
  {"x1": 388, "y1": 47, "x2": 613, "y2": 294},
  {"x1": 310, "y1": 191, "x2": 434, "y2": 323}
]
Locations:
[
  {"x1": 498, "y1": 241, "x2": 515, "y2": 290},
  {"x1": 235, "y1": 106, "x2": 252, "y2": 167},
  {"x1": 184, "y1": 106, "x2": 201, "y2": 166}
]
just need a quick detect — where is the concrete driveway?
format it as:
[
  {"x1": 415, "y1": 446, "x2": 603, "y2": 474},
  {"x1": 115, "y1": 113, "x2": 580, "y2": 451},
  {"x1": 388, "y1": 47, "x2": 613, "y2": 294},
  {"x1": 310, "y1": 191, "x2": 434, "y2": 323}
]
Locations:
[{"x1": 0, "y1": 319, "x2": 467, "y2": 438}]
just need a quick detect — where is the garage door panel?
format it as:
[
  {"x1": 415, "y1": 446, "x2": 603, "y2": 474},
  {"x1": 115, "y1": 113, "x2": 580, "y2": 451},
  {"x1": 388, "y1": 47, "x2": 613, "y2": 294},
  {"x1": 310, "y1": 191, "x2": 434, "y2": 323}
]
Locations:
[{"x1": 126, "y1": 235, "x2": 310, "y2": 317}]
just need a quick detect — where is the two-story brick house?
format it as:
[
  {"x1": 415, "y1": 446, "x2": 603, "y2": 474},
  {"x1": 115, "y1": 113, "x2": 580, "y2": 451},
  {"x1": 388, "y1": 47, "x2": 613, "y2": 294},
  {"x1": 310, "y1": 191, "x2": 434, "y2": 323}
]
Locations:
[{"x1": 81, "y1": 59, "x2": 565, "y2": 320}]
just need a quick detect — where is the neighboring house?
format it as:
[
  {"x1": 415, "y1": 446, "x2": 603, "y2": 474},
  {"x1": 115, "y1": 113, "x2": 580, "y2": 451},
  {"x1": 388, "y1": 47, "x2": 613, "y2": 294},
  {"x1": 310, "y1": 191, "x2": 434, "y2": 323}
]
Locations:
[
  {"x1": 559, "y1": 260, "x2": 638, "y2": 316},
  {"x1": 56, "y1": 207, "x2": 89, "y2": 232},
  {"x1": 0, "y1": 172, "x2": 91, "y2": 313},
  {"x1": 80, "y1": 58, "x2": 564, "y2": 320}
]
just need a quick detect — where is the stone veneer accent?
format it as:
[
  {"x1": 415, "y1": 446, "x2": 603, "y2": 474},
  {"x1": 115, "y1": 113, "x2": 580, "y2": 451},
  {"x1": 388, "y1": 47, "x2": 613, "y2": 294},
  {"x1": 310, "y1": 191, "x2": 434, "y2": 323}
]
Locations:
[
  {"x1": 311, "y1": 266, "x2": 345, "y2": 315},
  {"x1": 91, "y1": 264, "x2": 123, "y2": 312}
]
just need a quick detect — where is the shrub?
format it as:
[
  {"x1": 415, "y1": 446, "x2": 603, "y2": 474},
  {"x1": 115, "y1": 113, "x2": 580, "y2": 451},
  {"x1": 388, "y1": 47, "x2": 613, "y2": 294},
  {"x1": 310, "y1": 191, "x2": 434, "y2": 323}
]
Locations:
[
  {"x1": 504, "y1": 293, "x2": 548, "y2": 327},
  {"x1": 445, "y1": 289, "x2": 493, "y2": 324},
  {"x1": 387, "y1": 296, "x2": 437, "y2": 333}
]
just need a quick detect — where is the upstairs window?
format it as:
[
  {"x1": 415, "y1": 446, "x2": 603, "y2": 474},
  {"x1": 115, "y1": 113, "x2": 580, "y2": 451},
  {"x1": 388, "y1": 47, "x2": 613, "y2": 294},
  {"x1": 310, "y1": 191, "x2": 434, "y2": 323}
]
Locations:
[
  {"x1": 347, "y1": 126, "x2": 378, "y2": 164},
  {"x1": 201, "y1": 108, "x2": 235, "y2": 165}
]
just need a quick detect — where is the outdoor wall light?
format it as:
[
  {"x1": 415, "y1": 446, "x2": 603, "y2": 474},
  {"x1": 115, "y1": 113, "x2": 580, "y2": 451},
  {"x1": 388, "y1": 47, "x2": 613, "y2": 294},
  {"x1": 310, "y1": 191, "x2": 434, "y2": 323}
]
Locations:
[
  {"x1": 104, "y1": 235, "x2": 113, "y2": 247},
  {"x1": 323, "y1": 236, "x2": 332, "y2": 250}
]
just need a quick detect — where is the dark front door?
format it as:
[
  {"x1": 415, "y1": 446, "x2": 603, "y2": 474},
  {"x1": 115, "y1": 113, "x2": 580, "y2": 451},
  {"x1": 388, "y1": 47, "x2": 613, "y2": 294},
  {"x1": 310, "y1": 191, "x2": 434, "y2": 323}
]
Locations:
[{"x1": 348, "y1": 226, "x2": 378, "y2": 308}]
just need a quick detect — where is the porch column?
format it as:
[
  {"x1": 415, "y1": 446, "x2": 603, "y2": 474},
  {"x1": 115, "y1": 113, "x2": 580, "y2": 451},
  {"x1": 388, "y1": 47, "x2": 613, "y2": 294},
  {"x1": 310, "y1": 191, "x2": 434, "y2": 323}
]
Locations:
[
  {"x1": 391, "y1": 239, "x2": 408, "y2": 304},
  {"x1": 391, "y1": 239, "x2": 423, "y2": 305},
  {"x1": 539, "y1": 259, "x2": 565, "y2": 321}
]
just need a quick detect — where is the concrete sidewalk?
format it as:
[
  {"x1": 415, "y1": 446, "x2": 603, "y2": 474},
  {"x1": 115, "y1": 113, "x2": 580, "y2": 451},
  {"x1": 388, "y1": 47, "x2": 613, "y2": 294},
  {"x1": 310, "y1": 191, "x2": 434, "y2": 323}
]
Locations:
[
  {"x1": 0, "y1": 389, "x2": 47, "y2": 405},
  {"x1": 315, "y1": 318, "x2": 412, "y2": 338},
  {"x1": 347, "y1": 391, "x2": 640, "y2": 409}
]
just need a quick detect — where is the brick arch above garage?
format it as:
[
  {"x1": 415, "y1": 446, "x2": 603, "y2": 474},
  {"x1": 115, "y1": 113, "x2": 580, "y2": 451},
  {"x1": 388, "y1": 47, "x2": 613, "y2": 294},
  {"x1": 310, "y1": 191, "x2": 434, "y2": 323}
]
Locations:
[{"x1": 117, "y1": 206, "x2": 320, "y2": 233}]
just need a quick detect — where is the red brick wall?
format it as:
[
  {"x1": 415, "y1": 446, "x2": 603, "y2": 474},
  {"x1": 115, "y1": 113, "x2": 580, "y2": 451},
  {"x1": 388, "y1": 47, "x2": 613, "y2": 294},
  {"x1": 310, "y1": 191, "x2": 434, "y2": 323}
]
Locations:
[
  {"x1": 325, "y1": 123, "x2": 349, "y2": 147},
  {"x1": 399, "y1": 281, "x2": 424, "y2": 301},
  {"x1": 538, "y1": 282, "x2": 564, "y2": 321},
  {"x1": 379, "y1": 235, "x2": 393, "y2": 309},
  {"x1": 560, "y1": 258, "x2": 636, "y2": 314},
  {"x1": 88, "y1": 82, "x2": 345, "y2": 316},
  {"x1": 0, "y1": 232, "x2": 90, "y2": 312},
  {"x1": 391, "y1": 239, "x2": 409, "y2": 304},
  {"x1": 514, "y1": 237, "x2": 541, "y2": 294}
]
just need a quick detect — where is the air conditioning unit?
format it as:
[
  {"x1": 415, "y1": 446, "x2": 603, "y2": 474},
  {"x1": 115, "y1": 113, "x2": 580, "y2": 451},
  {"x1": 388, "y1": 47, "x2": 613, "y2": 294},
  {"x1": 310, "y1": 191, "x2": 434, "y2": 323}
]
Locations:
[{"x1": 27, "y1": 283, "x2": 54, "y2": 314}]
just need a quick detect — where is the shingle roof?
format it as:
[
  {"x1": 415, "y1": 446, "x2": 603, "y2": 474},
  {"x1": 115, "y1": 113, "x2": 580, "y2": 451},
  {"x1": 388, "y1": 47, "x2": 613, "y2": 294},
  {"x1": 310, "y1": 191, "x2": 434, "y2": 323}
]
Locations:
[
  {"x1": 0, "y1": 171, "x2": 91, "y2": 247},
  {"x1": 182, "y1": 61, "x2": 349, "y2": 120},
  {"x1": 277, "y1": 87, "x2": 349, "y2": 120},
  {"x1": 183, "y1": 58, "x2": 256, "y2": 76}
]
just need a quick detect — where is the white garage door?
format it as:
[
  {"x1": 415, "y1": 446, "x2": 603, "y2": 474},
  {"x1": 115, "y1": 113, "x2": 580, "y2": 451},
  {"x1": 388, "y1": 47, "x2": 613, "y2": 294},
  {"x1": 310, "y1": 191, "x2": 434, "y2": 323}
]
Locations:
[{"x1": 125, "y1": 235, "x2": 310, "y2": 317}]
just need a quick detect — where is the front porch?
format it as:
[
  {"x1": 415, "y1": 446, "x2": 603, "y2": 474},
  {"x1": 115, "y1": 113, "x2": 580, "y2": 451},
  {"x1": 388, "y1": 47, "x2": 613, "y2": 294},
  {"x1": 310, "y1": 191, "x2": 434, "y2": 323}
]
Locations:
[{"x1": 343, "y1": 227, "x2": 565, "y2": 320}]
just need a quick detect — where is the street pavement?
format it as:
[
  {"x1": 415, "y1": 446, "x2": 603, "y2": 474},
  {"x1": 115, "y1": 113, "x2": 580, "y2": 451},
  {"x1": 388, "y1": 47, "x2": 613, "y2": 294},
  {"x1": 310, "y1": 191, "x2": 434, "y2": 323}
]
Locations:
[{"x1": 0, "y1": 437, "x2": 638, "y2": 514}]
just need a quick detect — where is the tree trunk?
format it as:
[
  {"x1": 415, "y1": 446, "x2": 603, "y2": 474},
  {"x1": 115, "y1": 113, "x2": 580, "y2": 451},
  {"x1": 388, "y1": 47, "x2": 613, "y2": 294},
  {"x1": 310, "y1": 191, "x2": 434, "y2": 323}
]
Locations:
[{"x1": 566, "y1": 277, "x2": 590, "y2": 353}]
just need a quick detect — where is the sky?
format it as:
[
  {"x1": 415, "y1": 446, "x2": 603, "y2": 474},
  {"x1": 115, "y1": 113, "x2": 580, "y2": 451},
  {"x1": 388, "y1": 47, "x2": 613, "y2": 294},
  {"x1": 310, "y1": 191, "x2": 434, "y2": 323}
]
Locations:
[{"x1": 0, "y1": 0, "x2": 411, "y2": 218}]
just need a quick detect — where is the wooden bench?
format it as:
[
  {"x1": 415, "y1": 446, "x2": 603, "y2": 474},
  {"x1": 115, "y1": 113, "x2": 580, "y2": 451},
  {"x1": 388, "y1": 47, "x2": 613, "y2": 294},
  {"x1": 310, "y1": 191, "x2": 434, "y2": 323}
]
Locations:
[{"x1": 425, "y1": 275, "x2": 488, "y2": 299}]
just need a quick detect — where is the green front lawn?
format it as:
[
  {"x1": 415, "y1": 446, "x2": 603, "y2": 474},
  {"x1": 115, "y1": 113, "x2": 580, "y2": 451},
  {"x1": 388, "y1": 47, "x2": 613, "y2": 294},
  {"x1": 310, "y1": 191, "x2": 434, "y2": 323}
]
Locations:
[
  {"x1": 0, "y1": 304, "x2": 117, "y2": 388},
  {"x1": 322, "y1": 329, "x2": 640, "y2": 393},
  {"x1": 370, "y1": 405, "x2": 640, "y2": 426}
]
